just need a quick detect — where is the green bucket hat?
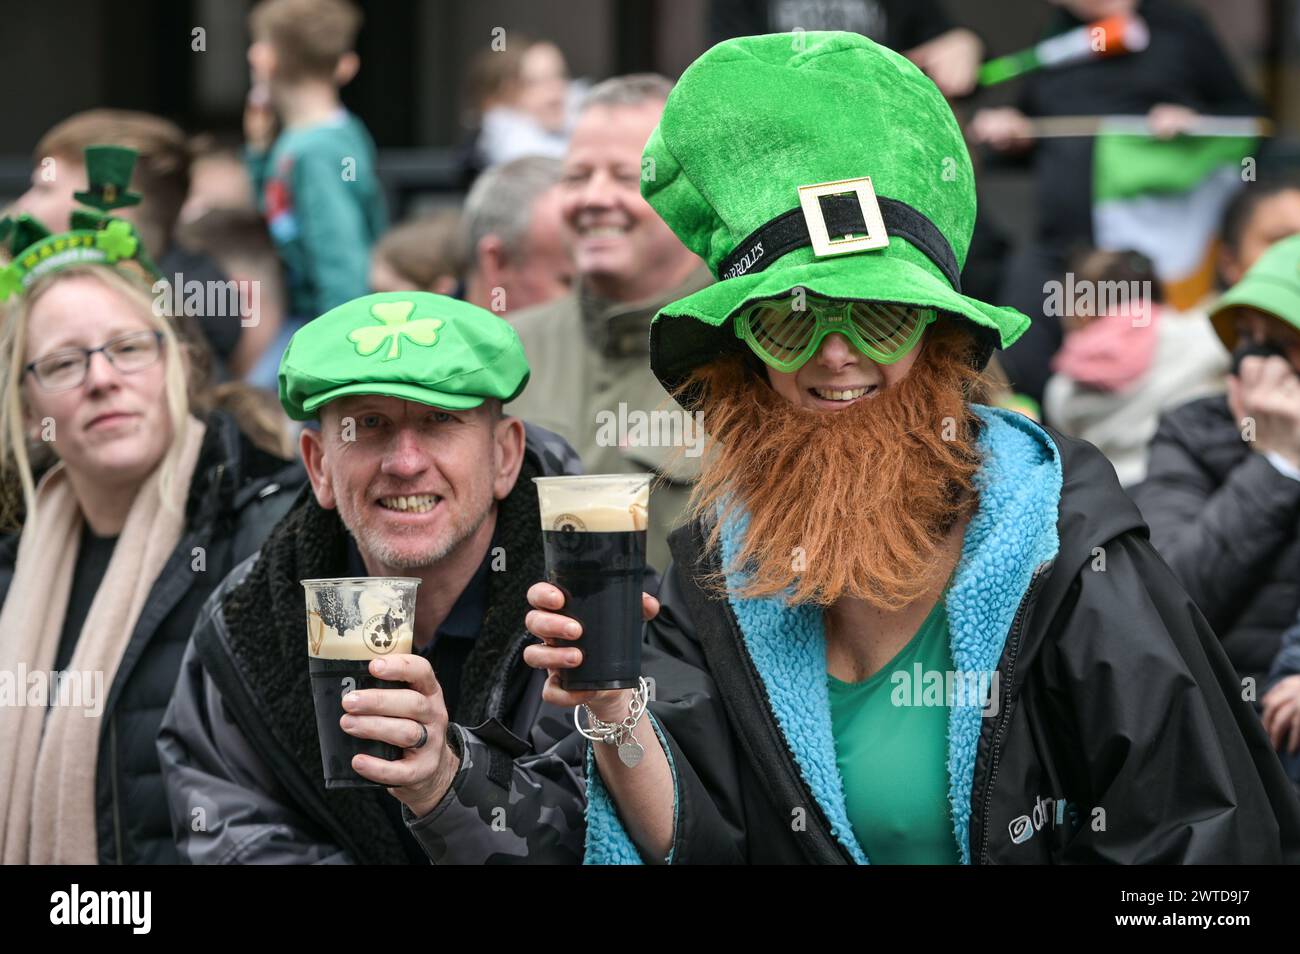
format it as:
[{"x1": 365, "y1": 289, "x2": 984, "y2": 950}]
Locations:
[
  {"x1": 643, "y1": 31, "x2": 1031, "y2": 396},
  {"x1": 1209, "y1": 233, "x2": 1300, "y2": 352},
  {"x1": 278, "y1": 291, "x2": 530, "y2": 421}
]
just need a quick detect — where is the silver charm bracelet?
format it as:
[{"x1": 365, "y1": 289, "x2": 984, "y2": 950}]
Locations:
[{"x1": 573, "y1": 677, "x2": 650, "y2": 767}]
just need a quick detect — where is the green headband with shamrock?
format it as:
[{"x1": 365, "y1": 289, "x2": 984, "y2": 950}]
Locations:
[{"x1": 0, "y1": 145, "x2": 159, "y2": 302}]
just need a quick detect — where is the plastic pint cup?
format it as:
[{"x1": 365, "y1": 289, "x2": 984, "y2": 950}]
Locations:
[
  {"x1": 532, "y1": 473, "x2": 651, "y2": 691},
  {"x1": 302, "y1": 577, "x2": 419, "y2": 788}
]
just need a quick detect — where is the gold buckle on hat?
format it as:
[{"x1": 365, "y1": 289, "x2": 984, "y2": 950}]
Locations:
[{"x1": 797, "y1": 176, "x2": 890, "y2": 258}]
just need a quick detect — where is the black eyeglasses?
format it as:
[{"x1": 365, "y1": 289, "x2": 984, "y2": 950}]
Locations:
[{"x1": 23, "y1": 331, "x2": 164, "y2": 392}]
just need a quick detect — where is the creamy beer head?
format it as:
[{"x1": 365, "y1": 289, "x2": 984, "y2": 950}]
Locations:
[
  {"x1": 302, "y1": 577, "x2": 419, "y2": 660},
  {"x1": 533, "y1": 474, "x2": 651, "y2": 533}
]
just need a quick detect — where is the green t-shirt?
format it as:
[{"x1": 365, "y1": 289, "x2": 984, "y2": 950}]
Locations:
[{"x1": 827, "y1": 595, "x2": 960, "y2": 864}]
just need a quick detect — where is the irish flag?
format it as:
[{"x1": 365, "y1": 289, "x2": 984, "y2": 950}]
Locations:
[
  {"x1": 979, "y1": 13, "x2": 1149, "y2": 87},
  {"x1": 1091, "y1": 118, "x2": 1262, "y2": 310}
]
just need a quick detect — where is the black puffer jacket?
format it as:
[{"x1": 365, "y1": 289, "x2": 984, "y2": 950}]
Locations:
[
  {"x1": 0, "y1": 410, "x2": 303, "y2": 864},
  {"x1": 1131, "y1": 394, "x2": 1300, "y2": 690}
]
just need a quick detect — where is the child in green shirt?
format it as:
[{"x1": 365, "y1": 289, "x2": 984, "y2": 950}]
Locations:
[{"x1": 243, "y1": 0, "x2": 387, "y2": 385}]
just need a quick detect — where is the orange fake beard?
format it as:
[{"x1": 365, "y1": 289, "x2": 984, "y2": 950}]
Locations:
[{"x1": 677, "y1": 322, "x2": 986, "y2": 610}]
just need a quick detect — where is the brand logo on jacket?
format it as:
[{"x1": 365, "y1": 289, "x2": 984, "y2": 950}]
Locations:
[{"x1": 1008, "y1": 794, "x2": 1082, "y2": 845}]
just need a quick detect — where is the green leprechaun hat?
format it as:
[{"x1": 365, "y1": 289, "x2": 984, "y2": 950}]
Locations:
[
  {"x1": 0, "y1": 146, "x2": 156, "y2": 302},
  {"x1": 643, "y1": 32, "x2": 1031, "y2": 396},
  {"x1": 1209, "y1": 233, "x2": 1300, "y2": 351},
  {"x1": 73, "y1": 145, "x2": 143, "y2": 211}
]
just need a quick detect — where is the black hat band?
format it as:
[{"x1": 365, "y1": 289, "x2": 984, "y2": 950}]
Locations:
[{"x1": 716, "y1": 190, "x2": 962, "y2": 293}]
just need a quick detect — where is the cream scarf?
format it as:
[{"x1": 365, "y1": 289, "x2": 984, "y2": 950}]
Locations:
[{"x1": 0, "y1": 415, "x2": 205, "y2": 863}]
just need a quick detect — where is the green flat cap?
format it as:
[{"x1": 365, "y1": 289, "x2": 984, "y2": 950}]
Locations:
[
  {"x1": 643, "y1": 31, "x2": 1032, "y2": 395},
  {"x1": 1210, "y1": 233, "x2": 1300, "y2": 351},
  {"x1": 278, "y1": 292, "x2": 530, "y2": 421}
]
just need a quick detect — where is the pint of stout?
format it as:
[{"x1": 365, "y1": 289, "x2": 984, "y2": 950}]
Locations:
[
  {"x1": 533, "y1": 474, "x2": 651, "y2": 690},
  {"x1": 302, "y1": 577, "x2": 419, "y2": 789}
]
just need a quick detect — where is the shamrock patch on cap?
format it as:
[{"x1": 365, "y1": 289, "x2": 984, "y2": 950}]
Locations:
[{"x1": 347, "y1": 300, "x2": 444, "y2": 361}]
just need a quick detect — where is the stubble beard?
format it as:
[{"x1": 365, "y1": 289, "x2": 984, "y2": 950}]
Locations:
[{"x1": 344, "y1": 490, "x2": 495, "y2": 572}]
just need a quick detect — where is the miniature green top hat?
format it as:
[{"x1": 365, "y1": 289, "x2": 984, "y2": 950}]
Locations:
[
  {"x1": 0, "y1": 146, "x2": 156, "y2": 302},
  {"x1": 642, "y1": 31, "x2": 1032, "y2": 397},
  {"x1": 278, "y1": 291, "x2": 531, "y2": 421},
  {"x1": 1209, "y1": 233, "x2": 1300, "y2": 351},
  {"x1": 73, "y1": 145, "x2": 143, "y2": 211}
]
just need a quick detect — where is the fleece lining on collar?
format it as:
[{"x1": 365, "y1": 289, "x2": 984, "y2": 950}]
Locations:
[
  {"x1": 583, "y1": 405, "x2": 1062, "y2": 864},
  {"x1": 944, "y1": 406, "x2": 1062, "y2": 862}
]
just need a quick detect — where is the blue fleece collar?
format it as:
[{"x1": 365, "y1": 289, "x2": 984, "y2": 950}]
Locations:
[
  {"x1": 944, "y1": 406, "x2": 1062, "y2": 861},
  {"x1": 583, "y1": 405, "x2": 1062, "y2": 864}
]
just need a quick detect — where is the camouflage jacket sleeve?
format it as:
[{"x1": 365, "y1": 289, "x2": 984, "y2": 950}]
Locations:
[{"x1": 403, "y1": 719, "x2": 587, "y2": 864}]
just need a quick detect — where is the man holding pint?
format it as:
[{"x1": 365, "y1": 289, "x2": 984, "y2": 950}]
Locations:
[
  {"x1": 524, "y1": 33, "x2": 1300, "y2": 863},
  {"x1": 158, "y1": 292, "x2": 596, "y2": 863}
]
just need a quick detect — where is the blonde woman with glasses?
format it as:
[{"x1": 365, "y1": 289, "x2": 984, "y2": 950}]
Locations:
[{"x1": 0, "y1": 231, "x2": 302, "y2": 863}]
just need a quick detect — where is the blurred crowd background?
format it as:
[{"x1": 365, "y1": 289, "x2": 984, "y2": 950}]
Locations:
[
  {"x1": 3, "y1": 0, "x2": 1300, "y2": 411},
  {"x1": 2, "y1": 0, "x2": 1298, "y2": 239}
]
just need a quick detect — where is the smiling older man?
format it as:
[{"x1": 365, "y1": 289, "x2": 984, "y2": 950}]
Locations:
[{"x1": 158, "y1": 291, "x2": 595, "y2": 864}]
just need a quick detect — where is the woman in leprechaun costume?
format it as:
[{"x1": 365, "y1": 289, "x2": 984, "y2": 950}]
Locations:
[{"x1": 523, "y1": 32, "x2": 1300, "y2": 863}]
